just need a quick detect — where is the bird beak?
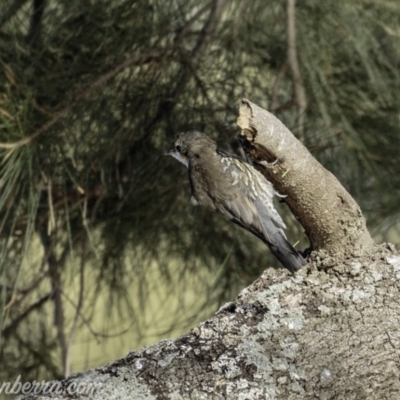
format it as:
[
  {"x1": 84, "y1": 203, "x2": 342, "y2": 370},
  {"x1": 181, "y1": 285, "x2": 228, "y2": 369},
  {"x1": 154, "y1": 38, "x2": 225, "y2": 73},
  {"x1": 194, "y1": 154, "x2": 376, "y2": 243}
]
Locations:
[
  {"x1": 163, "y1": 147, "x2": 174, "y2": 157},
  {"x1": 165, "y1": 147, "x2": 189, "y2": 168}
]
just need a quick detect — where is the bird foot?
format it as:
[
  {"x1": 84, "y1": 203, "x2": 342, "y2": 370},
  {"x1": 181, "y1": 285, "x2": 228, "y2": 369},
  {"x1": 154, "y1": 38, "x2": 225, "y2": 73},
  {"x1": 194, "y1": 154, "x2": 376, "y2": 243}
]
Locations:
[{"x1": 256, "y1": 159, "x2": 279, "y2": 167}]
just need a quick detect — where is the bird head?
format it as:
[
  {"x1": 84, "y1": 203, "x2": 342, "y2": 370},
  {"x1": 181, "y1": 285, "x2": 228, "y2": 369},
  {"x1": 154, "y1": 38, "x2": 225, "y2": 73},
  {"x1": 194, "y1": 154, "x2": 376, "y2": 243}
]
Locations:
[{"x1": 165, "y1": 131, "x2": 215, "y2": 168}]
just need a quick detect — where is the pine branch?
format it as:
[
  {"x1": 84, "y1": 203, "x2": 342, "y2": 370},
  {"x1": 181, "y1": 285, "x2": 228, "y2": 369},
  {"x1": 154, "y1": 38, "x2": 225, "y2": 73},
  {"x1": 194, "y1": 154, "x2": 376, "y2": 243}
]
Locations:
[{"x1": 0, "y1": 0, "x2": 29, "y2": 28}]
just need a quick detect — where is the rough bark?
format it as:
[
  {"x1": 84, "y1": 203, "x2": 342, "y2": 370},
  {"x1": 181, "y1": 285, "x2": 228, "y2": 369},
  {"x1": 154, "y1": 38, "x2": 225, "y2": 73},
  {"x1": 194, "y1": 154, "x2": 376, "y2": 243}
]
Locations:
[
  {"x1": 20, "y1": 247, "x2": 400, "y2": 399},
  {"x1": 237, "y1": 98, "x2": 374, "y2": 255},
  {"x1": 19, "y1": 101, "x2": 399, "y2": 400}
]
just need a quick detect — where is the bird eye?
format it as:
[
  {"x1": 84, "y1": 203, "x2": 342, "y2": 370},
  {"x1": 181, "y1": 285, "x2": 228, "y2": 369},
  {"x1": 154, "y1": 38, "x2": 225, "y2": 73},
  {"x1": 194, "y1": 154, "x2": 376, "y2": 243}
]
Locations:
[{"x1": 175, "y1": 145, "x2": 181, "y2": 152}]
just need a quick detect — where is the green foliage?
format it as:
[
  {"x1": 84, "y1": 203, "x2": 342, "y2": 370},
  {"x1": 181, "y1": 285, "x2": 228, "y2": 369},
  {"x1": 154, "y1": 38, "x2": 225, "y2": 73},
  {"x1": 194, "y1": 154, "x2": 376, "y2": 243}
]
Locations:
[{"x1": 0, "y1": 0, "x2": 399, "y2": 380}]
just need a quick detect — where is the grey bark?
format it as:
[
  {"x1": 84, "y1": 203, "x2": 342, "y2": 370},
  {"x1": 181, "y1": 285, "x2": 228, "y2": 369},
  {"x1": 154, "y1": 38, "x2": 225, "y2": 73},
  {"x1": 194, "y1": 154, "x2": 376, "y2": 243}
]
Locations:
[{"x1": 19, "y1": 101, "x2": 400, "y2": 400}]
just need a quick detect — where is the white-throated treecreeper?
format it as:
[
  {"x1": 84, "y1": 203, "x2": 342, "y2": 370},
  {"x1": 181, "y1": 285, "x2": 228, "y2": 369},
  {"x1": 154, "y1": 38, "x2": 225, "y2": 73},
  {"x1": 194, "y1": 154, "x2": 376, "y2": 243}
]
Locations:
[{"x1": 166, "y1": 131, "x2": 305, "y2": 273}]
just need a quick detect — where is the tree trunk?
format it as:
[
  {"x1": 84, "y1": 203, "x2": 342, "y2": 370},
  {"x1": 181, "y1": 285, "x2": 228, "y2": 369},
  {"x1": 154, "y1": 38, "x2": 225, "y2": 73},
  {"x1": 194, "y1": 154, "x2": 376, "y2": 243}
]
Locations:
[{"x1": 20, "y1": 101, "x2": 400, "y2": 400}]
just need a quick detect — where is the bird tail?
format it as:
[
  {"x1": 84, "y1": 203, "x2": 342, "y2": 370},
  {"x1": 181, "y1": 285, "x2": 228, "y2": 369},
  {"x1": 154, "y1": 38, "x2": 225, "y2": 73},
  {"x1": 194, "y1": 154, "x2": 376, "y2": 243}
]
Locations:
[{"x1": 266, "y1": 232, "x2": 305, "y2": 273}]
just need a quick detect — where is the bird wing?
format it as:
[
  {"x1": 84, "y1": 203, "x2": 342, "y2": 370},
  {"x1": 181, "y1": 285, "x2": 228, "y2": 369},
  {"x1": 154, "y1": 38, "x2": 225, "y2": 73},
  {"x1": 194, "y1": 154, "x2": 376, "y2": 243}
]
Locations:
[
  {"x1": 216, "y1": 155, "x2": 287, "y2": 242},
  {"x1": 216, "y1": 155, "x2": 305, "y2": 272}
]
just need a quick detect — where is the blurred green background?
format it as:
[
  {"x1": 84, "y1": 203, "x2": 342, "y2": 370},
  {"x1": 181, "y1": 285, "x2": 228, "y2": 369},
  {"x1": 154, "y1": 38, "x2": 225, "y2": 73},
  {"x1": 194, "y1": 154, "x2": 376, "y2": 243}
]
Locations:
[{"x1": 0, "y1": 0, "x2": 399, "y2": 385}]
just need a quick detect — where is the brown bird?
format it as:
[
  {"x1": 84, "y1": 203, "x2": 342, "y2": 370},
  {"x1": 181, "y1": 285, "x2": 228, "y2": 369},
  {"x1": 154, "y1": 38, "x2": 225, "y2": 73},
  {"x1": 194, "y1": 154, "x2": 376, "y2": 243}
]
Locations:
[{"x1": 166, "y1": 131, "x2": 305, "y2": 273}]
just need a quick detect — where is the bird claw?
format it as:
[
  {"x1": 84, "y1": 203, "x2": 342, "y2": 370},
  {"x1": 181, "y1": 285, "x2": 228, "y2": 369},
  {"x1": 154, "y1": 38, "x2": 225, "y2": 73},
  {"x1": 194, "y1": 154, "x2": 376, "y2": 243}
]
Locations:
[
  {"x1": 256, "y1": 159, "x2": 279, "y2": 167},
  {"x1": 300, "y1": 247, "x2": 313, "y2": 258}
]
